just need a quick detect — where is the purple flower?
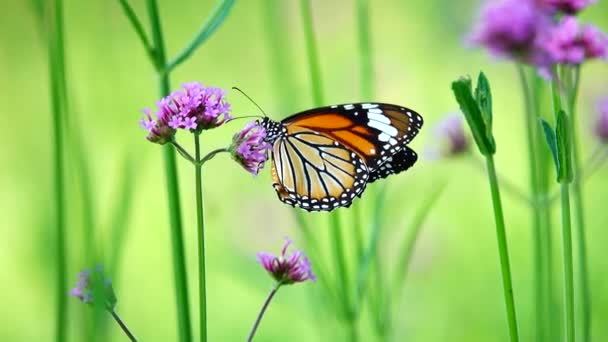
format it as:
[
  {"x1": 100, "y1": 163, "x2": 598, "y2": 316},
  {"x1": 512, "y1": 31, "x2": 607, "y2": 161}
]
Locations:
[
  {"x1": 257, "y1": 238, "x2": 316, "y2": 285},
  {"x1": 537, "y1": 16, "x2": 607, "y2": 67},
  {"x1": 230, "y1": 121, "x2": 272, "y2": 175},
  {"x1": 70, "y1": 265, "x2": 117, "y2": 309},
  {"x1": 468, "y1": 0, "x2": 545, "y2": 61},
  {"x1": 433, "y1": 114, "x2": 469, "y2": 158},
  {"x1": 139, "y1": 82, "x2": 232, "y2": 144},
  {"x1": 595, "y1": 97, "x2": 608, "y2": 142},
  {"x1": 538, "y1": 0, "x2": 596, "y2": 14}
]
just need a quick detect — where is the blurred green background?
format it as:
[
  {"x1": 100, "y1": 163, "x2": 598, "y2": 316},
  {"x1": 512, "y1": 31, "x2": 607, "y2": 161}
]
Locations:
[{"x1": 1, "y1": 0, "x2": 608, "y2": 341}]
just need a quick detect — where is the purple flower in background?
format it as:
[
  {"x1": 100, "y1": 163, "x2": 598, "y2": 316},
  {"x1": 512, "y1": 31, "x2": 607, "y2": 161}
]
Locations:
[
  {"x1": 139, "y1": 82, "x2": 232, "y2": 144},
  {"x1": 539, "y1": 16, "x2": 608, "y2": 65},
  {"x1": 468, "y1": 0, "x2": 544, "y2": 61},
  {"x1": 539, "y1": 0, "x2": 596, "y2": 14},
  {"x1": 230, "y1": 121, "x2": 271, "y2": 175},
  {"x1": 595, "y1": 97, "x2": 608, "y2": 142},
  {"x1": 436, "y1": 114, "x2": 469, "y2": 157},
  {"x1": 257, "y1": 238, "x2": 316, "y2": 285},
  {"x1": 70, "y1": 265, "x2": 117, "y2": 309}
]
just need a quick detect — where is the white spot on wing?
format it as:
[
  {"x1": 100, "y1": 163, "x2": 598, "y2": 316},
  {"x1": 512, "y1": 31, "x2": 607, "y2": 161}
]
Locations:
[
  {"x1": 368, "y1": 120, "x2": 398, "y2": 137},
  {"x1": 368, "y1": 112, "x2": 391, "y2": 124},
  {"x1": 379, "y1": 133, "x2": 390, "y2": 142},
  {"x1": 343, "y1": 104, "x2": 355, "y2": 110},
  {"x1": 362, "y1": 103, "x2": 378, "y2": 109},
  {"x1": 389, "y1": 138, "x2": 398, "y2": 145}
]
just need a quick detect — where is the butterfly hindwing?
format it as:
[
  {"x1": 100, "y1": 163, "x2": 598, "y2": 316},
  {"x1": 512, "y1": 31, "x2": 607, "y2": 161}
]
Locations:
[
  {"x1": 270, "y1": 125, "x2": 369, "y2": 212},
  {"x1": 368, "y1": 146, "x2": 418, "y2": 184}
]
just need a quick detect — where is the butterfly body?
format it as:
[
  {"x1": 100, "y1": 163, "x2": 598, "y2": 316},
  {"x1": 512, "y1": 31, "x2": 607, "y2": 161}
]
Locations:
[{"x1": 260, "y1": 103, "x2": 423, "y2": 212}]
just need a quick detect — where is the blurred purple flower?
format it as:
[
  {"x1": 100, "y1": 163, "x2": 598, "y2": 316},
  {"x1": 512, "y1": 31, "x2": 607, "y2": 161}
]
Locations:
[
  {"x1": 468, "y1": 0, "x2": 545, "y2": 61},
  {"x1": 539, "y1": 16, "x2": 608, "y2": 66},
  {"x1": 230, "y1": 121, "x2": 271, "y2": 175},
  {"x1": 595, "y1": 97, "x2": 608, "y2": 142},
  {"x1": 70, "y1": 265, "x2": 117, "y2": 309},
  {"x1": 539, "y1": 0, "x2": 596, "y2": 14},
  {"x1": 426, "y1": 114, "x2": 469, "y2": 159},
  {"x1": 257, "y1": 237, "x2": 316, "y2": 285},
  {"x1": 139, "y1": 82, "x2": 232, "y2": 144}
]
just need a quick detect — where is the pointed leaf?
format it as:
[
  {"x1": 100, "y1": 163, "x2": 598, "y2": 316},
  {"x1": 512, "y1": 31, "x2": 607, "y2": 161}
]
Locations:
[
  {"x1": 539, "y1": 118, "x2": 560, "y2": 180},
  {"x1": 556, "y1": 110, "x2": 573, "y2": 183},
  {"x1": 451, "y1": 76, "x2": 494, "y2": 155},
  {"x1": 475, "y1": 72, "x2": 495, "y2": 151}
]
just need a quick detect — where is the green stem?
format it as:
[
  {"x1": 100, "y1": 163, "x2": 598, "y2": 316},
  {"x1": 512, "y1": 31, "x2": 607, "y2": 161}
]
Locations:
[
  {"x1": 330, "y1": 213, "x2": 352, "y2": 320},
  {"x1": 247, "y1": 284, "x2": 280, "y2": 342},
  {"x1": 517, "y1": 65, "x2": 545, "y2": 341},
  {"x1": 146, "y1": 1, "x2": 193, "y2": 341},
  {"x1": 485, "y1": 156, "x2": 520, "y2": 342},
  {"x1": 560, "y1": 183, "x2": 576, "y2": 342},
  {"x1": 116, "y1": 0, "x2": 155, "y2": 62},
  {"x1": 48, "y1": 0, "x2": 68, "y2": 339},
  {"x1": 194, "y1": 133, "x2": 208, "y2": 342},
  {"x1": 566, "y1": 66, "x2": 590, "y2": 342},
  {"x1": 199, "y1": 147, "x2": 229, "y2": 165},
  {"x1": 110, "y1": 310, "x2": 137, "y2": 342},
  {"x1": 299, "y1": 0, "x2": 324, "y2": 105}
]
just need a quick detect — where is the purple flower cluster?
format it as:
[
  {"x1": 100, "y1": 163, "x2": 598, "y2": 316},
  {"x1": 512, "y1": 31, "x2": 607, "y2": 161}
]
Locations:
[
  {"x1": 469, "y1": 0, "x2": 606, "y2": 70},
  {"x1": 595, "y1": 97, "x2": 608, "y2": 142},
  {"x1": 257, "y1": 238, "x2": 316, "y2": 285},
  {"x1": 434, "y1": 114, "x2": 469, "y2": 157},
  {"x1": 70, "y1": 266, "x2": 116, "y2": 308},
  {"x1": 139, "y1": 82, "x2": 232, "y2": 144},
  {"x1": 230, "y1": 121, "x2": 271, "y2": 175}
]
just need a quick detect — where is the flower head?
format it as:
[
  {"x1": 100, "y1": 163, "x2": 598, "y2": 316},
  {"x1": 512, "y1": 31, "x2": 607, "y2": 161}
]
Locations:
[
  {"x1": 595, "y1": 97, "x2": 608, "y2": 142},
  {"x1": 538, "y1": 0, "x2": 596, "y2": 14},
  {"x1": 468, "y1": 0, "x2": 544, "y2": 61},
  {"x1": 257, "y1": 238, "x2": 316, "y2": 285},
  {"x1": 230, "y1": 121, "x2": 271, "y2": 175},
  {"x1": 139, "y1": 82, "x2": 232, "y2": 144},
  {"x1": 431, "y1": 114, "x2": 469, "y2": 158},
  {"x1": 70, "y1": 265, "x2": 117, "y2": 309},
  {"x1": 536, "y1": 17, "x2": 607, "y2": 67}
]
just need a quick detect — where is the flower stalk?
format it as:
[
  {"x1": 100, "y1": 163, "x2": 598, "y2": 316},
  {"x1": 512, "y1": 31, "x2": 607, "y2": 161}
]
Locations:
[
  {"x1": 246, "y1": 284, "x2": 280, "y2": 342},
  {"x1": 110, "y1": 310, "x2": 137, "y2": 342},
  {"x1": 194, "y1": 133, "x2": 208, "y2": 342}
]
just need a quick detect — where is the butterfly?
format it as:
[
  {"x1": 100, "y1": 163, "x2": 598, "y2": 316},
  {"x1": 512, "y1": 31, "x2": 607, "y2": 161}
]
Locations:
[{"x1": 259, "y1": 103, "x2": 423, "y2": 212}]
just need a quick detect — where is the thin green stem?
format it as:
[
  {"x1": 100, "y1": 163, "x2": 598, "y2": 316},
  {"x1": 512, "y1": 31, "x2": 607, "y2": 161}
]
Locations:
[
  {"x1": 560, "y1": 183, "x2": 576, "y2": 342},
  {"x1": 165, "y1": 0, "x2": 236, "y2": 72},
  {"x1": 171, "y1": 141, "x2": 196, "y2": 164},
  {"x1": 247, "y1": 284, "x2": 280, "y2": 342},
  {"x1": 299, "y1": 0, "x2": 324, "y2": 105},
  {"x1": 48, "y1": 0, "x2": 68, "y2": 339},
  {"x1": 330, "y1": 213, "x2": 352, "y2": 320},
  {"x1": 116, "y1": 0, "x2": 155, "y2": 62},
  {"x1": 566, "y1": 66, "x2": 590, "y2": 342},
  {"x1": 517, "y1": 65, "x2": 545, "y2": 341},
  {"x1": 199, "y1": 147, "x2": 229, "y2": 165},
  {"x1": 146, "y1": 1, "x2": 193, "y2": 341},
  {"x1": 110, "y1": 310, "x2": 137, "y2": 342},
  {"x1": 194, "y1": 133, "x2": 207, "y2": 342},
  {"x1": 485, "y1": 156, "x2": 520, "y2": 342}
]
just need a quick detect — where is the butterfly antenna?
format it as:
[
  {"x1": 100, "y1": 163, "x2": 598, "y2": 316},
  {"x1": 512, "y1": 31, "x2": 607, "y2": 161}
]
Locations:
[{"x1": 232, "y1": 86, "x2": 268, "y2": 118}]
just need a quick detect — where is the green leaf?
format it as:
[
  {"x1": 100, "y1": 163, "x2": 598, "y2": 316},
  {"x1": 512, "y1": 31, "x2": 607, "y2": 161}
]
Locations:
[
  {"x1": 451, "y1": 76, "x2": 495, "y2": 155},
  {"x1": 556, "y1": 110, "x2": 573, "y2": 183},
  {"x1": 166, "y1": 0, "x2": 237, "y2": 71},
  {"x1": 475, "y1": 72, "x2": 495, "y2": 151},
  {"x1": 539, "y1": 118, "x2": 560, "y2": 180}
]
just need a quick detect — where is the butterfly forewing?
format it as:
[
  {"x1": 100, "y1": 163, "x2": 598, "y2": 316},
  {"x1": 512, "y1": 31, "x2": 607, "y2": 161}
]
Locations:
[
  {"x1": 271, "y1": 125, "x2": 369, "y2": 212},
  {"x1": 281, "y1": 103, "x2": 423, "y2": 171}
]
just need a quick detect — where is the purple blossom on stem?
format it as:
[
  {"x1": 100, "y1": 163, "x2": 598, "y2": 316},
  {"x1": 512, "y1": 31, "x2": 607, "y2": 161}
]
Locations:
[
  {"x1": 70, "y1": 265, "x2": 117, "y2": 309},
  {"x1": 468, "y1": 0, "x2": 545, "y2": 61},
  {"x1": 230, "y1": 121, "x2": 271, "y2": 175},
  {"x1": 538, "y1": 0, "x2": 596, "y2": 14},
  {"x1": 539, "y1": 16, "x2": 608, "y2": 65},
  {"x1": 595, "y1": 97, "x2": 608, "y2": 142},
  {"x1": 257, "y1": 237, "x2": 316, "y2": 285},
  {"x1": 139, "y1": 82, "x2": 232, "y2": 144}
]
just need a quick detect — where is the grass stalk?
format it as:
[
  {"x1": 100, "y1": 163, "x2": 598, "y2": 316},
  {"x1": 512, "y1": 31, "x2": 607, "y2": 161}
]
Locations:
[
  {"x1": 485, "y1": 156, "x2": 520, "y2": 342},
  {"x1": 145, "y1": 1, "x2": 193, "y2": 341}
]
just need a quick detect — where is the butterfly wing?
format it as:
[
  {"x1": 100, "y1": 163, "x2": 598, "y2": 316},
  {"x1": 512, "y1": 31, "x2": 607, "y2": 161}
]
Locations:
[
  {"x1": 271, "y1": 125, "x2": 369, "y2": 211},
  {"x1": 281, "y1": 103, "x2": 423, "y2": 171},
  {"x1": 368, "y1": 146, "x2": 418, "y2": 183}
]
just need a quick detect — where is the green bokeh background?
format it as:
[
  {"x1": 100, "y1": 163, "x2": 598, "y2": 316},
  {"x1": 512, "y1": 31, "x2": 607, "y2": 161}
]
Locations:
[{"x1": 1, "y1": 0, "x2": 607, "y2": 341}]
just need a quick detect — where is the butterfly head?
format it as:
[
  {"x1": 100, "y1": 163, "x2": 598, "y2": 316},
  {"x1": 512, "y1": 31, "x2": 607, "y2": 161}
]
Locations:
[{"x1": 259, "y1": 117, "x2": 284, "y2": 145}]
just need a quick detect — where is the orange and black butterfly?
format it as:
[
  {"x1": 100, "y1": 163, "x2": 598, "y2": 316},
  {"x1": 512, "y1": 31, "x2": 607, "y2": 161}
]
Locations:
[{"x1": 260, "y1": 103, "x2": 423, "y2": 212}]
